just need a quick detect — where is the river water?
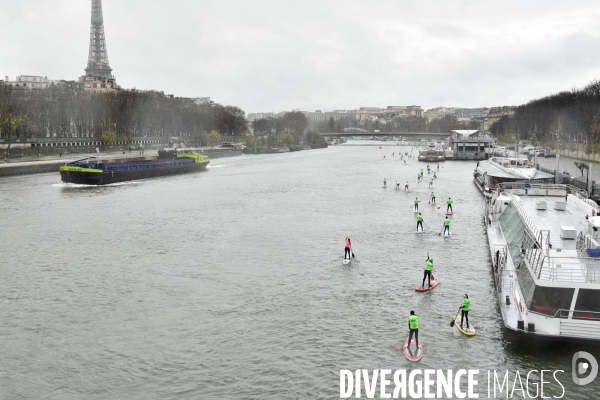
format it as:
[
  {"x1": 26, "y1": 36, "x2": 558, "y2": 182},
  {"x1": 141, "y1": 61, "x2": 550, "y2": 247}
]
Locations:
[{"x1": 1, "y1": 143, "x2": 599, "y2": 399}]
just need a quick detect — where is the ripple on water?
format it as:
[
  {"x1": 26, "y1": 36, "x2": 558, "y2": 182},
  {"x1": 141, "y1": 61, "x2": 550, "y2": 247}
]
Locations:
[{"x1": 1, "y1": 145, "x2": 599, "y2": 399}]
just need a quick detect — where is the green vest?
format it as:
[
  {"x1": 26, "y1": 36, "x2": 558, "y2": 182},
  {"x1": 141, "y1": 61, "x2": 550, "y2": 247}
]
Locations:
[
  {"x1": 431, "y1": 192, "x2": 435, "y2": 197},
  {"x1": 417, "y1": 214, "x2": 423, "y2": 222},
  {"x1": 447, "y1": 199, "x2": 453, "y2": 205},
  {"x1": 414, "y1": 199, "x2": 419, "y2": 204},
  {"x1": 462, "y1": 298, "x2": 470, "y2": 311},
  {"x1": 444, "y1": 218, "x2": 450, "y2": 226},
  {"x1": 425, "y1": 260, "x2": 433, "y2": 271},
  {"x1": 408, "y1": 315, "x2": 419, "y2": 329}
]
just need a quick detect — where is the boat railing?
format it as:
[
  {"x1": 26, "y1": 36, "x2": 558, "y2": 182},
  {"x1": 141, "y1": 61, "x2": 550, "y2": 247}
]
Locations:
[
  {"x1": 496, "y1": 182, "x2": 589, "y2": 199},
  {"x1": 521, "y1": 229, "x2": 546, "y2": 277}
]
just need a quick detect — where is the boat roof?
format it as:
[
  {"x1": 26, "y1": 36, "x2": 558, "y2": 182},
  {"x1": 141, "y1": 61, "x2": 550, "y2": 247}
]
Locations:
[
  {"x1": 496, "y1": 184, "x2": 600, "y2": 285},
  {"x1": 478, "y1": 159, "x2": 554, "y2": 180}
]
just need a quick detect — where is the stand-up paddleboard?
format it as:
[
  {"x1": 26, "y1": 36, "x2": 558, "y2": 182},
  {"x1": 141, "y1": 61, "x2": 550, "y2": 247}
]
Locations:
[
  {"x1": 415, "y1": 230, "x2": 424, "y2": 234},
  {"x1": 401, "y1": 337, "x2": 423, "y2": 361},
  {"x1": 454, "y1": 315, "x2": 476, "y2": 336},
  {"x1": 383, "y1": 186, "x2": 387, "y2": 188},
  {"x1": 342, "y1": 258, "x2": 351, "y2": 265},
  {"x1": 415, "y1": 278, "x2": 439, "y2": 292},
  {"x1": 443, "y1": 231, "x2": 451, "y2": 238},
  {"x1": 446, "y1": 212, "x2": 453, "y2": 216}
]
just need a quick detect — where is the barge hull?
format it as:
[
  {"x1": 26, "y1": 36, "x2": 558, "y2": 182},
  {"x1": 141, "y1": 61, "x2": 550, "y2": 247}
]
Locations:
[{"x1": 60, "y1": 162, "x2": 208, "y2": 185}]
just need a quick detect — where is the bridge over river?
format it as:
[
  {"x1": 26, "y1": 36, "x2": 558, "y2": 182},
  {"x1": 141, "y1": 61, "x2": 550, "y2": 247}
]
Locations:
[{"x1": 318, "y1": 131, "x2": 451, "y2": 140}]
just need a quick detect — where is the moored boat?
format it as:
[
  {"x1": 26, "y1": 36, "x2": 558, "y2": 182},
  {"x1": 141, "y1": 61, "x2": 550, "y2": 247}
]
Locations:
[
  {"x1": 486, "y1": 182, "x2": 600, "y2": 344},
  {"x1": 418, "y1": 149, "x2": 445, "y2": 162},
  {"x1": 474, "y1": 157, "x2": 554, "y2": 198},
  {"x1": 59, "y1": 151, "x2": 209, "y2": 185}
]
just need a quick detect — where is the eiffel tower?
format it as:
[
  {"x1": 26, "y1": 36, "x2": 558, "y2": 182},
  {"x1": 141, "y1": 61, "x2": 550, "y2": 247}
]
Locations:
[{"x1": 84, "y1": 0, "x2": 113, "y2": 79}]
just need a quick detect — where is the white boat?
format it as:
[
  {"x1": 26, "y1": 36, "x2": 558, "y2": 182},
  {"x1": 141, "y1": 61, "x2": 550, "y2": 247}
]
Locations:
[
  {"x1": 418, "y1": 149, "x2": 445, "y2": 162},
  {"x1": 474, "y1": 157, "x2": 554, "y2": 198},
  {"x1": 486, "y1": 182, "x2": 600, "y2": 344}
]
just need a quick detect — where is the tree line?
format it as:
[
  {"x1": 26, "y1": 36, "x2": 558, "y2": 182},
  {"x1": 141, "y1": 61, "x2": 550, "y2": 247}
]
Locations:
[
  {"x1": 490, "y1": 80, "x2": 600, "y2": 155},
  {"x1": 0, "y1": 84, "x2": 248, "y2": 146}
]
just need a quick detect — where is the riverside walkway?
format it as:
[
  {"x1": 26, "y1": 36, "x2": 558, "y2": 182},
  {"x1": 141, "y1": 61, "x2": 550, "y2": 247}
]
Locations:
[{"x1": 0, "y1": 150, "x2": 158, "y2": 177}]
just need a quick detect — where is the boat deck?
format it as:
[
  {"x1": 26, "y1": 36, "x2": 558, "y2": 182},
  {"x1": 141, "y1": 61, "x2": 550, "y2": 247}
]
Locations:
[
  {"x1": 520, "y1": 194, "x2": 600, "y2": 278},
  {"x1": 487, "y1": 184, "x2": 600, "y2": 340}
]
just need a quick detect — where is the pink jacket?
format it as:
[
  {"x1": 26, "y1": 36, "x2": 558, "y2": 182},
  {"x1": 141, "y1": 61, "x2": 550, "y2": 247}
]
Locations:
[{"x1": 345, "y1": 239, "x2": 351, "y2": 248}]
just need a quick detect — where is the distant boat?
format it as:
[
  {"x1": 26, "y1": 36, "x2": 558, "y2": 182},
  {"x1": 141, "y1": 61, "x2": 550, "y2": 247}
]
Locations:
[{"x1": 418, "y1": 149, "x2": 445, "y2": 162}]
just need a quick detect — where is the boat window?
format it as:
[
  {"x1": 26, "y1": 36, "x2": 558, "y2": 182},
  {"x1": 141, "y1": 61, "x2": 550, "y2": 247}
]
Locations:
[
  {"x1": 574, "y1": 289, "x2": 600, "y2": 318},
  {"x1": 530, "y1": 286, "x2": 574, "y2": 316},
  {"x1": 510, "y1": 160, "x2": 516, "y2": 165}
]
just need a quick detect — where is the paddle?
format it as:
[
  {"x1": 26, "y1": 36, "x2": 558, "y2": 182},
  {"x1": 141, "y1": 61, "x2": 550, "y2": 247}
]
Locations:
[
  {"x1": 424, "y1": 223, "x2": 431, "y2": 231},
  {"x1": 351, "y1": 247, "x2": 355, "y2": 258},
  {"x1": 438, "y1": 225, "x2": 444, "y2": 236},
  {"x1": 450, "y1": 307, "x2": 462, "y2": 327}
]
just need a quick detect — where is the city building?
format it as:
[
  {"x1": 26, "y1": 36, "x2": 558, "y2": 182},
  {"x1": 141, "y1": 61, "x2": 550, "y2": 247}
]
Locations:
[
  {"x1": 423, "y1": 107, "x2": 490, "y2": 122},
  {"x1": 3, "y1": 75, "x2": 50, "y2": 90}
]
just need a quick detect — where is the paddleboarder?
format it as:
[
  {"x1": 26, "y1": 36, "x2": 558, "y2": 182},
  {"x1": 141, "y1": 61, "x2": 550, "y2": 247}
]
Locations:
[
  {"x1": 460, "y1": 294, "x2": 470, "y2": 330},
  {"x1": 408, "y1": 311, "x2": 419, "y2": 352},
  {"x1": 422, "y1": 256, "x2": 433, "y2": 287},
  {"x1": 443, "y1": 216, "x2": 450, "y2": 235},
  {"x1": 396, "y1": 180, "x2": 400, "y2": 189},
  {"x1": 405, "y1": 181, "x2": 409, "y2": 191},
  {"x1": 429, "y1": 178, "x2": 433, "y2": 188},
  {"x1": 344, "y1": 237, "x2": 352, "y2": 260},
  {"x1": 447, "y1": 197, "x2": 453, "y2": 213},
  {"x1": 430, "y1": 192, "x2": 436, "y2": 204},
  {"x1": 433, "y1": 172, "x2": 437, "y2": 179},
  {"x1": 416, "y1": 213, "x2": 424, "y2": 232},
  {"x1": 437, "y1": 163, "x2": 440, "y2": 171},
  {"x1": 414, "y1": 197, "x2": 420, "y2": 211},
  {"x1": 383, "y1": 178, "x2": 387, "y2": 187}
]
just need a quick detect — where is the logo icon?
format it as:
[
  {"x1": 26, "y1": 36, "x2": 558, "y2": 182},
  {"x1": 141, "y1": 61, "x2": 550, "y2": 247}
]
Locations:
[{"x1": 572, "y1": 351, "x2": 598, "y2": 385}]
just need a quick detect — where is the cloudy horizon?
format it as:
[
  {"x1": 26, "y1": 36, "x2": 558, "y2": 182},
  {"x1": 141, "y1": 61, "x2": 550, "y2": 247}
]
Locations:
[{"x1": 2, "y1": 0, "x2": 600, "y2": 114}]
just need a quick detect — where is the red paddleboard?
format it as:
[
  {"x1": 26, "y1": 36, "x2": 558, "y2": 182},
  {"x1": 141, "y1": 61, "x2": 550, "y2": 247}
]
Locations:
[
  {"x1": 401, "y1": 337, "x2": 423, "y2": 361},
  {"x1": 415, "y1": 278, "x2": 439, "y2": 292},
  {"x1": 446, "y1": 212, "x2": 453, "y2": 216}
]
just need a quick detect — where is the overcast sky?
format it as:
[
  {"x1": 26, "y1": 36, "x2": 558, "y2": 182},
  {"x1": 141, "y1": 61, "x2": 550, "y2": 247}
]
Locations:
[{"x1": 2, "y1": 1, "x2": 600, "y2": 114}]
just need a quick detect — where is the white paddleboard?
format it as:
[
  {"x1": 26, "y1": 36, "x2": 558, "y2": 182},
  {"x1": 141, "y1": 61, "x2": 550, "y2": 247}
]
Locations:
[
  {"x1": 443, "y1": 231, "x2": 451, "y2": 238},
  {"x1": 343, "y1": 258, "x2": 351, "y2": 265},
  {"x1": 415, "y1": 230, "x2": 424, "y2": 234}
]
